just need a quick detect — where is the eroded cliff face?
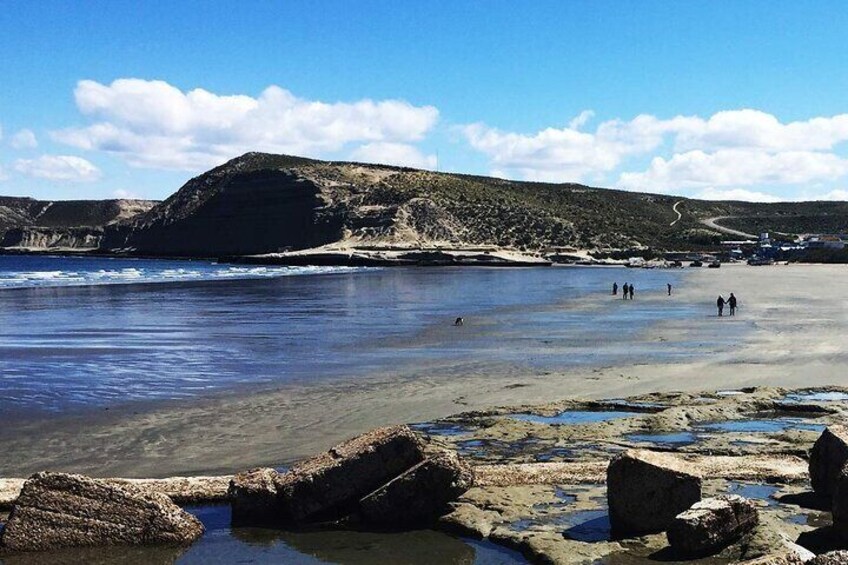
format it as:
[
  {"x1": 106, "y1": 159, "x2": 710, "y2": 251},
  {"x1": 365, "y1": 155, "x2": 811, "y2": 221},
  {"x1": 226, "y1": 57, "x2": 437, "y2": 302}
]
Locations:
[
  {"x1": 0, "y1": 198, "x2": 157, "y2": 250},
  {"x1": 1, "y1": 227, "x2": 104, "y2": 249}
]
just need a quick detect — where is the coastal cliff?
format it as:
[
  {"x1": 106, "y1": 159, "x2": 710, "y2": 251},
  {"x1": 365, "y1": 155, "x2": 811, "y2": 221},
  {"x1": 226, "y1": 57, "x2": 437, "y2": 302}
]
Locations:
[{"x1": 0, "y1": 197, "x2": 157, "y2": 250}]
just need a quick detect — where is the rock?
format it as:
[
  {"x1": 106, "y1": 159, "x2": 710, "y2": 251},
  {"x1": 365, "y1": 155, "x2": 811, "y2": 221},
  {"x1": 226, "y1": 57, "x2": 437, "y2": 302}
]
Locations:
[
  {"x1": 666, "y1": 495, "x2": 759, "y2": 556},
  {"x1": 809, "y1": 551, "x2": 848, "y2": 564},
  {"x1": 229, "y1": 467, "x2": 281, "y2": 526},
  {"x1": 810, "y1": 426, "x2": 848, "y2": 497},
  {"x1": 360, "y1": 450, "x2": 475, "y2": 527},
  {"x1": 607, "y1": 449, "x2": 702, "y2": 536},
  {"x1": 230, "y1": 425, "x2": 426, "y2": 525},
  {"x1": 0, "y1": 472, "x2": 203, "y2": 552},
  {"x1": 831, "y1": 467, "x2": 848, "y2": 541},
  {"x1": 438, "y1": 503, "x2": 503, "y2": 538}
]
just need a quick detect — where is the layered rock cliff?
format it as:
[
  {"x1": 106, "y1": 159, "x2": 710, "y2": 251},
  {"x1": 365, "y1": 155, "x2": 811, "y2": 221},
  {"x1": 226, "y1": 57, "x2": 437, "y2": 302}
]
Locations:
[{"x1": 0, "y1": 197, "x2": 156, "y2": 250}]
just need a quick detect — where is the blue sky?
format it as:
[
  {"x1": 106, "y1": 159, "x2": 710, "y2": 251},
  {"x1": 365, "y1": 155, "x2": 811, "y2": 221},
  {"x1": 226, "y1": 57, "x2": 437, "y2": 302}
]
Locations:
[{"x1": 1, "y1": 0, "x2": 848, "y2": 201}]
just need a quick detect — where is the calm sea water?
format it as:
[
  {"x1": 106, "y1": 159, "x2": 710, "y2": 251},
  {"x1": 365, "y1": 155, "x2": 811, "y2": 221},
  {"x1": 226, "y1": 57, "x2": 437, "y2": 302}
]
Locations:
[{"x1": 0, "y1": 255, "x2": 699, "y2": 414}]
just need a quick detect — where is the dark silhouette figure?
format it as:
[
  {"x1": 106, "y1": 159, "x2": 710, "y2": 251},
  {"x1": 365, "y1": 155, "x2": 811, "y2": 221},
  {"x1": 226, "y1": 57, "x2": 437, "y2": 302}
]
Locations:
[
  {"x1": 613, "y1": 282, "x2": 618, "y2": 296},
  {"x1": 454, "y1": 317, "x2": 464, "y2": 326},
  {"x1": 728, "y1": 293, "x2": 737, "y2": 316},
  {"x1": 629, "y1": 284, "x2": 634, "y2": 300},
  {"x1": 622, "y1": 283, "x2": 629, "y2": 299},
  {"x1": 717, "y1": 295, "x2": 725, "y2": 317},
  {"x1": 667, "y1": 283, "x2": 672, "y2": 296}
]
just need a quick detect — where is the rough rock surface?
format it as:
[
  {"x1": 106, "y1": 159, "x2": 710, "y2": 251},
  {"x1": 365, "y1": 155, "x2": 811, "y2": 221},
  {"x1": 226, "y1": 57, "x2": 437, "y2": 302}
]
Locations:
[
  {"x1": 229, "y1": 425, "x2": 426, "y2": 525},
  {"x1": 607, "y1": 449, "x2": 702, "y2": 535},
  {"x1": 229, "y1": 467, "x2": 281, "y2": 526},
  {"x1": 0, "y1": 472, "x2": 203, "y2": 551},
  {"x1": 666, "y1": 495, "x2": 759, "y2": 556},
  {"x1": 809, "y1": 551, "x2": 848, "y2": 564},
  {"x1": 360, "y1": 450, "x2": 474, "y2": 527},
  {"x1": 830, "y1": 466, "x2": 848, "y2": 541},
  {"x1": 810, "y1": 426, "x2": 848, "y2": 497}
]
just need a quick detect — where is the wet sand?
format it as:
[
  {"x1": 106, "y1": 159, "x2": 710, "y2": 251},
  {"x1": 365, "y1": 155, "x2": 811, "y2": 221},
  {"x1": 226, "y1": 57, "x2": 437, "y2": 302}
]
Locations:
[{"x1": 1, "y1": 264, "x2": 846, "y2": 478}]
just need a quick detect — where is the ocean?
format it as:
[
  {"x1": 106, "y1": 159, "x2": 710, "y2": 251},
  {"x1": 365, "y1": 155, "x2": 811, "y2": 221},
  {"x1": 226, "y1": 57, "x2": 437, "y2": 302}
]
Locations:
[{"x1": 0, "y1": 255, "x2": 699, "y2": 416}]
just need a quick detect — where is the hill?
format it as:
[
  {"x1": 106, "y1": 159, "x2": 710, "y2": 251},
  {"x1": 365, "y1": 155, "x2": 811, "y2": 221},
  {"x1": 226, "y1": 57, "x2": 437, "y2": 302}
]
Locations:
[{"x1": 99, "y1": 152, "x2": 848, "y2": 257}]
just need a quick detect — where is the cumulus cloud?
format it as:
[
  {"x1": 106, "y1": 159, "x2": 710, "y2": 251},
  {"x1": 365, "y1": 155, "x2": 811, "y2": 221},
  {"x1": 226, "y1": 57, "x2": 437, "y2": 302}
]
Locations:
[
  {"x1": 694, "y1": 187, "x2": 784, "y2": 203},
  {"x1": 13, "y1": 155, "x2": 101, "y2": 182},
  {"x1": 463, "y1": 109, "x2": 848, "y2": 196},
  {"x1": 619, "y1": 149, "x2": 848, "y2": 191},
  {"x1": 349, "y1": 142, "x2": 437, "y2": 170},
  {"x1": 53, "y1": 78, "x2": 439, "y2": 171},
  {"x1": 10, "y1": 129, "x2": 38, "y2": 149},
  {"x1": 462, "y1": 112, "x2": 696, "y2": 182}
]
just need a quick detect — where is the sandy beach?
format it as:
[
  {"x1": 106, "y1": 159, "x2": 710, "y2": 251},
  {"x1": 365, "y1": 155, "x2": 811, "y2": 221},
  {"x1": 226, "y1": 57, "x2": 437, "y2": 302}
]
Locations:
[{"x1": 1, "y1": 263, "x2": 846, "y2": 479}]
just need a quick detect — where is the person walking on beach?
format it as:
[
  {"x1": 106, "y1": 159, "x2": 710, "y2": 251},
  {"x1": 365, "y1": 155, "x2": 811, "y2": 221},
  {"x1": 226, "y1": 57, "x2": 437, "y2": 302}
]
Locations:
[
  {"x1": 728, "y1": 293, "x2": 737, "y2": 316},
  {"x1": 717, "y1": 295, "x2": 725, "y2": 317},
  {"x1": 613, "y1": 282, "x2": 618, "y2": 296},
  {"x1": 667, "y1": 283, "x2": 672, "y2": 296},
  {"x1": 622, "y1": 283, "x2": 629, "y2": 299},
  {"x1": 629, "y1": 284, "x2": 634, "y2": 300}
]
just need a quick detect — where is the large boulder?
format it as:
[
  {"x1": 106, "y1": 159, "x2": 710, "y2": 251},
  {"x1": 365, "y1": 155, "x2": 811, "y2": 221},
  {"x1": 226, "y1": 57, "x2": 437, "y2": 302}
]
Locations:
[
  {"x1": 810, "y1": 426, "x2": 848, "y2": 497},
  {"x1": 830, "y1": 466, "x2": 848, "y2": 541},
  {"x1": 607, "y1": 449, "x2": 702, "y2": 536},
  {"x1": 0, "y1": 472, "x2": 203, "y2": 552},
  {"x1": 229, "y1": 425, "x2": 426, "y2": 525},
  {"x1": 360, "y1": 450, "x2": 475, "y2": 527},
  {"x1": 229, "y1": 467, "x2": 282, "y2": 526},
  {"x1": 666, "y1": 495, "x2": 759, "y2": 556}
]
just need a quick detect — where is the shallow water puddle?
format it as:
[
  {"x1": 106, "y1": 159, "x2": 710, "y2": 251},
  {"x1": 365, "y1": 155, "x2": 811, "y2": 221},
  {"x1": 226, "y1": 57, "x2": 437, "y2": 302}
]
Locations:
[
  {"x1": 700, "y1": 418, "x2": 824, "y2": 434},
  {"x1": 410, "y1": 421, "x2": 474, "y2": 437},
  {"x1": 784, "y1": 391, "x2": 848, "y2": 403},
  {"x1": 625, "y1": 431, "x2": 698, "y2": 447},
  {"x1": 455, "y1": 437, "x2": 583, "y2": 462},
  {"x1": 726, "y1": 482, "x2": 780, "y2": 506},
  {"x1": 175, "y1": 504, "x2": 527, "y2": 564},
  {"x1": 507, "y1": 410, "x2": 642, "y2": 425}
]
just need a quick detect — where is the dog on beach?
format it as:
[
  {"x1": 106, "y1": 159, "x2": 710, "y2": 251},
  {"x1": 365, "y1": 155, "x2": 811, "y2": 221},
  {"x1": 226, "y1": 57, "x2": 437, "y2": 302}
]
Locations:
[{"x1": 454, "y1": 317, "x2": 464, "y2": 326}]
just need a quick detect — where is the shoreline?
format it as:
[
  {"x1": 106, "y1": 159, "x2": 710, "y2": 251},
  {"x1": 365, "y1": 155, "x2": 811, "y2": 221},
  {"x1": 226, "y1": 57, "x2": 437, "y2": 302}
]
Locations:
[{"x1": 1, "y1": 264, "x2": 846, "y2": 479}]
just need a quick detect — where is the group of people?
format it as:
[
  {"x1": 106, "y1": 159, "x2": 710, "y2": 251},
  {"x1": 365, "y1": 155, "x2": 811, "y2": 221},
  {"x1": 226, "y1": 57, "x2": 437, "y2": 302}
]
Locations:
[
  {"x1": 612, "y1": 281, "x2": 738, "y2": 318},
  {"x1": 716, "y1": 293, "x2": 738, "y2": 317},
  {"x1": 612, "y1": 282, "x2": 635, "y2": 299}
]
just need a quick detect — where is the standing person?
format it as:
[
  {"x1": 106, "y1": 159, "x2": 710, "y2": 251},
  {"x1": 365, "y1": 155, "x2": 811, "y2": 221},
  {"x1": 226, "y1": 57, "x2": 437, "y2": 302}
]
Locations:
[
  {"x1": 717, "y1": 295, "x2": 725, "y2": 317},
  {"x1": 629, "y1": 284, "x2": 635, "y2": 300},
  {"x1": 667, "y1": 283, "x2": 672, "y2": 296},
  {"x1": 622, "y1": 283, "x2": 629, "y2": 299},
  {"x1": 613, "y1": 282, "x2": 618, "y2": 296},
  {"x1": 728, "y1": 293, "x2": 737, "y2": 316}
]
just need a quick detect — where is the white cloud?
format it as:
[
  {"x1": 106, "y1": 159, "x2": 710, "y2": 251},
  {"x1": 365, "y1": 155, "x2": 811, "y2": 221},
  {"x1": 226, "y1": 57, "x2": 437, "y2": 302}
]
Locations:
[
  {"x1": 0, "y1": 166, "x2": 7, "y2": 182},
  {"x1": 53, "y1": 78, "x2": 439, "y2": 171},
  {"x1": 672, "y1": 109, "x2": 848, "y2": 153},
  {"x1": 349, "y1": 142, "x2": 437, "y2": 170},
  {"x1": 810, "y1": 189, "x2": 848, "y2": 201},
  {"x1": 113, "y1": 188, "x2": 142, "y2": 199},
  {"x1": 462, "y1": 112, "x2": 696, "y2": 182},
  {"x1": 568, "y1": 110, "x2": 595, "y2": 130},
  {"x1": 619, "y1": 149, "x2": 848, "y2": 191},
  {"x1": 463, "y1": 109, "x2": 848, "y2": 195},
  {"x1": 694, "y1": 187, "x2": 784, "y2": 203},
  {"x1": 13, "y1": 155, "x2": 101, "y2": 182},
  {"x1": 10, "y1": 129, "x2": 38, "y2": 149}
]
